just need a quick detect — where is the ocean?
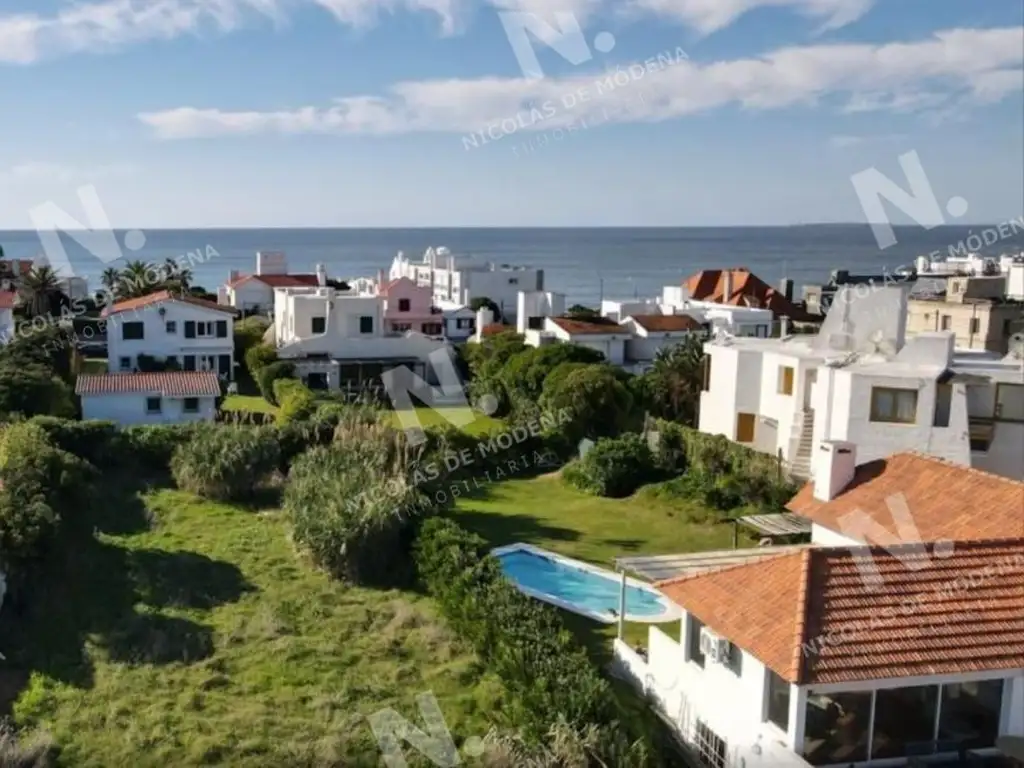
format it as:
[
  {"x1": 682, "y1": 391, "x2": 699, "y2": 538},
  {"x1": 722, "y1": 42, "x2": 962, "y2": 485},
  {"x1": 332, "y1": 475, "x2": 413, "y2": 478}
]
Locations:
[{"x1": 1, "y1": 225, "x2": 1022, "y2": 306}]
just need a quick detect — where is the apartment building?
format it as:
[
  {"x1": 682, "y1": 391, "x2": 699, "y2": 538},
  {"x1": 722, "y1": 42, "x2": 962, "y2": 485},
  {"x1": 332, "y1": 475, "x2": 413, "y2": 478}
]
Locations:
[{"x1": 907, "y1": 275, "x2": 1024, "y2": 354}]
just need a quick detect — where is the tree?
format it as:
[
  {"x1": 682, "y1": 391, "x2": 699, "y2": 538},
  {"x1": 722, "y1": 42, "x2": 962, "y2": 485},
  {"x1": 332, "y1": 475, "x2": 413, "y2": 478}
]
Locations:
[
  {"x1": 119, "y1": 260, "x2": 157, "y2": 298},
  {"x1": 18, "y1": 266, "x2": 66, "y2": 318},
  {"x1": 101, "y1": 267, "x2": 121, "y2": 293},
  {"x1": 465, "y1": 330, "x2": 526, "y2": 415},
  {"x1": 469, "y1": 296, "x2": 501, "y2": 322},
  {"x1": 502, "y1": 344, "x2": 604, "y2": 401},
  {"x1": 540, "y1": 364, "x2": 635, "y2": 443},
  {"x1": 566, "y1": 304, "x2": 601, "y2": 320},
  {"x1": 161, "y1": 258, "x2": 193, "y2": 291},
  {"x1": 641, "y1": 337, "x2": 705, "y2": 426},
  {"x1": 0, "y1": 362, "x2": 76, "y2": 419}
]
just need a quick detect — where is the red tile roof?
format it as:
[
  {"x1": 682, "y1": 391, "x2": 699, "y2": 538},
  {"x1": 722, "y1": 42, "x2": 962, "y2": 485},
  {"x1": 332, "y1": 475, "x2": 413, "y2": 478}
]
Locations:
[
  {"x1": 684, "y1": 268, "x2": 809, "y2": 319},
  {"x1": 75, "y1": 371, "x2": 222, "y2": 397},
  {"x1": 228, "y1": 273, "x2": 320, "y2": 289},
  {"x1": 480, "y1": 323, "x2": 512, "y2": 337},
  {"x1": 103, "y1": 290, "x2": 236, "y2": 317},
  {"x1": 658, "y1": 539, "x2": 1024, "y2": 684},
  {"x1": 788, "y1": 452, "x2": 1024, "y2": 544},
  {"x1": 629, "y1": 314, "x2": 704, "y2": 333},
  {"x1": 0, "y1": 292, "x2": 17, "y2": 310},
  {"x1": 549, "y1": 316, "x2": 628, "y2": 335}
]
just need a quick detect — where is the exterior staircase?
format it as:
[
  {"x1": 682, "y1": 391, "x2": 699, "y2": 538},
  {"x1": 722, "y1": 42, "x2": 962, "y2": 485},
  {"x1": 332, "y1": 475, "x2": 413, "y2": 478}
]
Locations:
[{"x1": 788, "y1": 411, "x2": 815, "y2": 480}]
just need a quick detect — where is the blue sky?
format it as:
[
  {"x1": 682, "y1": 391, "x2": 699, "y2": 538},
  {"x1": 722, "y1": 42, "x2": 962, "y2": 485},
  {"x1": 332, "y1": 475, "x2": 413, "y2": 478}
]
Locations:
[{"x1": 1, "y1": 0, "x2": 1022, "y2": 228}]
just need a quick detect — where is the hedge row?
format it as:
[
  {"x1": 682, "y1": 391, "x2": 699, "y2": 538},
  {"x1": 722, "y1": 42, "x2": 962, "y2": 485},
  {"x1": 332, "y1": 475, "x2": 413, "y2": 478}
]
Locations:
[{"x1": 413, "y1": 517, "x2": 619, "y2": 741}]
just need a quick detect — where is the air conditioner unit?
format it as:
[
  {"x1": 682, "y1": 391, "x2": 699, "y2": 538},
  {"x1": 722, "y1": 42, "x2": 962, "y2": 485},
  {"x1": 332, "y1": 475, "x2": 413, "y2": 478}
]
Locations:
[{"x1": 699, "y1": 627, "x2": 731, "y2": 665}]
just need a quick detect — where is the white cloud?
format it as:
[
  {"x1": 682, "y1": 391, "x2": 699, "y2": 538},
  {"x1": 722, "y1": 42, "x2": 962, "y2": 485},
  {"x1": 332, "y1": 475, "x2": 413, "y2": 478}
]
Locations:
[
  {"x1": 630, "y1": 0, "x2": 875, "y2": 34},
  {"x1": 138, "y1": 26, "x2": 1024, "y2": 140},
  {"x1": 1, "y1": 161, "x2": 138, "y2": 183}
]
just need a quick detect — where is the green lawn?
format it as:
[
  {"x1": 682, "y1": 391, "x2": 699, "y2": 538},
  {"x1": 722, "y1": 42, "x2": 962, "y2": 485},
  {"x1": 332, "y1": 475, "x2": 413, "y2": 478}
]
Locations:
[
  {"x1": 453, "y1": 474, "x2": 736, "y2": 656},
  {"x1": 220, "y1": 395, "x2": 278, "y2": 415},
  {"x1": 2, "y1": 486, "x2": 505, "y2": 766}
]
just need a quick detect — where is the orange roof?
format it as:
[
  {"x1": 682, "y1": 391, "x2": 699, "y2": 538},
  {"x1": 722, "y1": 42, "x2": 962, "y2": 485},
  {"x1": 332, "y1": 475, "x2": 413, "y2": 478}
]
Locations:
[
  {"x1": 630, "y1": 314, "x2": 704, "y2": 333},
  {"x1": 788, "y1": 452, "x2": 1024, "y2": 544},
  {"x1": 480, "y1": 323, "x2": 512, "y2": 337},
  {"x1": 684, "y1": 268, "x2": 808, "y2": 319},
  {"x1": 658, "y1": 539, "x2": 1024, "y2": 684},
  {"x1": 228, "y1": 273, "x2": 320, "y2": 289},
  {"x1": 75, "y1": 371, "x2": 222, "y2": 397},
  {"x1": 549, "y1": 316, "x2": 628, "y2": 335},
  {"x1": 103, "y1": 290, "x2": 236, "y2": 317},
  {"x1": 0, "y1": 291, "x2": 17, "y2": 310}
]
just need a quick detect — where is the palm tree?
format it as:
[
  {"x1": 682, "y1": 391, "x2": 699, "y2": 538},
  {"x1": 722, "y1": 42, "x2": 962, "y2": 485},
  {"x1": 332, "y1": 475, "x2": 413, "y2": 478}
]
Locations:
[
  {"x1": 101, "y1": 267, "x2": 121, "y2": 293},
  {"x1": 644, "y1": 337, "x2": 705, "y2": 426},
  {"x1": 161, "y1": 258, "x2": 192, "y2": 292},
  {"x1": 19, "y1": 265, "x2": 64, "y2": 318},
  {"x1": 120, "y1": 260, "x2": 155, "y2": 298}
]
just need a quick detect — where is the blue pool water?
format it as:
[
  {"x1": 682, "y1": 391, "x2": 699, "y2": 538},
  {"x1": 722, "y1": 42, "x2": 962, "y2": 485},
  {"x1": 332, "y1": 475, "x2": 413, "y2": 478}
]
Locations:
[{"x1": 496, "y1": 549, "x2": 667, "y2": 619}]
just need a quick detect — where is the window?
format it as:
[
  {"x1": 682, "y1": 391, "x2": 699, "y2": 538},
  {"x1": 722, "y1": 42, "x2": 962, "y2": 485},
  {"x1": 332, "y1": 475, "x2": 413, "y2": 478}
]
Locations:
[
  {"x1": 871, "y1": 685, "x2": 939, "y2": 760},
  {"x1": 933, "y1": 383, "x2": 952, "y2": 427},
  {"x1": 306, "y1": 373, "x2": 329, "y2": 391},
  {"x1": 423, "y1": 323, "x2": 443, "y2": 335},
  {"x1": 527, "y1": 316, "x2": 544, "y2": 330},
  {"x1": 508, "y1": 278, "x2": 519, "y2": 285},
  {"x1": 969, "y1": 420, "x2": 995, "y2": 452},
  {"x1": 392, "y1": 322, "x2": 412, "y2": 332},
  {"x1": 694, "y1": 721, "x2": 727, "y2": 768},
  {"x1": 165, "y1": 321, "x2": 177, "y2": 334},
  {"x1": 183, "y1": 355, "x2": 196, "y2": 372},
  {"x1": 969, "y1": 317, "x2": 980, "y2": 335},
  {"x1": 457, "y1": 318, "x2": 475, "y2": 330},
  {"x1": 359, "y1": 316, "x2": 374, "y2": 334},
  {"x1": 870, "y1": 387, "x2": 918, "y2": 424},
  {"x1": 940, "y1": 314, "x2": 952, "y2": 330},
  {"x1": 215, "y1": 320, "x2": 228, "y2": 338},
  {"x1": 146, "y1": 397, "x2": 161, "y2": 414},
  {"x1": 765, "y1": 670, "x2": 790, "y2": 732},
  {"x1": 218, "y1": 355, "x2": 231, "y2": 377},
  {"x1": 736, "y1": 412, "x2": 756, "y2": 443},
  {"x1": 311, "y1": 316, "x2": 326, "y2": 334},
  {"x1": 702, "y1": 355, "x2": 712, "y2": 392},
  {"x1": 183, "y1": 398, "x2": 199, "y2": 413},
  {"x1": 122, "y1": 321, "x2": 144, "y2": 340},
  {"x1": 687, "y1": 615, "x2": 705, "y2": 668},
  {"x1": 995, "y1": 383, "x2": 1024, "y2": 422},
  {"x1": 184, "y1": 321, "x2": 196, "y2": 338},
  {"x1": 119, "y1": 356, "x2": 131, "y2": 371},
  {"x1": 398, "y1": 298, "x2": 410, "y2": 312},
  {"x1": 725, "y1": 643, "x2": 743, "y2": 677},
  {"x1": 803, "y1": 691, "x2": 872, "y2": 765},
  {"x1": 778, "y1": 366, "x2": 795, "y2": 395},
  {"x1": 938, "y1": 679, "x2": 1004, "y2": 751}
]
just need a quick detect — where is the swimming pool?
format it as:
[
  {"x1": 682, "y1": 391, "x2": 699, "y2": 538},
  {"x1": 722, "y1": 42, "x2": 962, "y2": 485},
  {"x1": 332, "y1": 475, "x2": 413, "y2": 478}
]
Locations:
[{"x1": 493, "y1": 543, "x2": 680, "y2": 624}]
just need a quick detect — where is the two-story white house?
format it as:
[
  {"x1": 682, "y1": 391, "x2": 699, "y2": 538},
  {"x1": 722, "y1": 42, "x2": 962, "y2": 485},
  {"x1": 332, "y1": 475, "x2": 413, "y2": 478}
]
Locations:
[
  {"x1": 620, "y1": 314, "x2": 708, "y2": 373},
  {"x1": 271, "y1": 284, "x2": 455, "y2": 395},
  {"x1": 103, "y1": 290, "x2": 238, "y2": 379},
  {"x1": 698, "y1": 285, "x2": 1024, "y2": 480},
  {"x1": 76, "y1": 371, "x2": 221, "y2": 426},
  {"x1": 218, "y1": 251, "x2": 323, "y2": 314},
  {"x1": 602, "y1": 286, "x2": 774, "y2": 338},
  {"x1": 613, "y1": 450, "x2": 1024, "y2": 768}
]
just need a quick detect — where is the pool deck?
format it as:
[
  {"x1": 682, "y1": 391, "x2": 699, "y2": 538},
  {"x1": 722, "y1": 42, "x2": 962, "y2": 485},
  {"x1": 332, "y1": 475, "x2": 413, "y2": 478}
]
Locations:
[{"x1": 492, "y1": 542, "x2": 681, "y2": 624}]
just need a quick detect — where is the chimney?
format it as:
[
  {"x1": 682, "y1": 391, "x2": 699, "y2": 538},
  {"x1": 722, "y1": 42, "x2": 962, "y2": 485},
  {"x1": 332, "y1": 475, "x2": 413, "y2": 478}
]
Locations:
[
  {"x1": 474, "y1": 307, "x2": 494, "y2": 342},
  {"x1": 780, "y1": 316, "x2": 790, "y2": 338},
  {"x1": 813, "y1": 440, "x2": 857, "y2": 502},
  {"x1": 316, "y1": 264, "x2": 327, "y2": 287},
  {"x1": 722, "y1": 270, "x2": 733, "y2": 304},
  {"x1": 229, "y1": 270, "x2": 240, "y2": 283},
  {"x1": 779, "y1": 278, "x2": 794, "y2": 302}
]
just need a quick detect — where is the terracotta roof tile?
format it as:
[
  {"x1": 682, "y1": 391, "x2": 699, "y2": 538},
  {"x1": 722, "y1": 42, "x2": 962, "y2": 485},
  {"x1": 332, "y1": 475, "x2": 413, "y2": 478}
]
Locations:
[
  {"x1": 659, "y1": 539, "x2": 1024, "y2": 684},
  {"x1": 229, "y1": 273, "x2": 320, "y2": 289},
  {"x1": 683, "y1": 268, "x2": 810, "y2": 320},
  {"x1": 788, "y1": 452, "x2": 1024, "y2": 544},
  {"x1": 0, "y1": 292, "x2": 17, "y2": 310},
  {"x1": 549, "y1": 316, "x2": 629, "y2": 335},
  {"x1": 103, "y1": 290, "x2": 236, "y2": 317},
  {"x1": 480, "y1": 323, "x2": 512, "y2": 337},
  {"x1": 629, "y1": 314, "x2": 704, "y2": 333},
  {"x1": 75, "y1": 371, "x2": 222, "y2": 397}
]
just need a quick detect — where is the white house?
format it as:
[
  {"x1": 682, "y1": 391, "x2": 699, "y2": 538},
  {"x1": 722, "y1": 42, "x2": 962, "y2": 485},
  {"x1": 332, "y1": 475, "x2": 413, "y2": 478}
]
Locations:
[
  {"x1": 612, "y1": 450, "x2": 1024, "y2": 768},
  {"x1": 602, "y1": 286, "x2": 773, "y2": 338},
  {"x1": 0, "y1": 292, "x2": 16, "y2": 344},
  {"x1": 103, "y1": 290, "x2": 238, "y2": 380},
  {"x1": 620, "y1": 314, "x2": 708, "y2": 372},
  {"x1": 76, "y1": 371, "x2": 221, "y2": 426},
  {"x1": 271, "y1": 284, "x2": 456, "y2": 395},
  {"x1": 389, "y1": 247, "x2": 543, "y2": 320},
  {"x1": 435, "y1": 300, "x2": 477, "y2": 342},
  {"x1": 218, "y1": 251, "x2": 323, "y2": 314},
  {"x1": 521, "y1": 315, "x2": 630, "y2": 365},
  {"x1": 698, "y1": 285, "x2": 1024, "y2": 480}
]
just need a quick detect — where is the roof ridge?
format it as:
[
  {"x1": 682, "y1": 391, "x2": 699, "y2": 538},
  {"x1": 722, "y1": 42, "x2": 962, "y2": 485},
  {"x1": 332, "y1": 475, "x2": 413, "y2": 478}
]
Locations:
[
  {"x1": 655, "y1": 548, "x2": 801, "y2": 587},
  {"x1": 789, "y1": 548, "x2": 814, "y2": 683},
  {"x1": 902, "y1": 450, "x2": 1024, "y2": 488}
]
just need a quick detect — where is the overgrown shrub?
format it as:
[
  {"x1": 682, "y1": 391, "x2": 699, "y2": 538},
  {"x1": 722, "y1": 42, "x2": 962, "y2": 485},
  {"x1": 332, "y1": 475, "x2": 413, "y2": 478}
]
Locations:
[
  {"x1": 257, "y1": 361, "x2": 294, "y2": 405},
  {"x1": 414, "y1": 518, "x2": 620, "y2": 741},
  {"x1": 275, "y1": 419, "x2": 337, "y2": 471},
  {"x1": 27, "y1": 417, "x2": 124, "y2": 467},
  {"x1": 170, "y1": 424, "x2": 281, "y2": 501},
  {"x1": 563, "y1": 434, "x2": 657, "y2": 498},
  {"x1": 273, "y1": 379, "x2": 316, "y2": 425},
  {"x1": 122, "y1": 424, "x2": 200, "y2": 472},
  {"x1": 285, "y1": 423, "x2": 436, "y2": 586},
  {"x1": 244, "y1": 344, "x2": 277, "y2": 379}
]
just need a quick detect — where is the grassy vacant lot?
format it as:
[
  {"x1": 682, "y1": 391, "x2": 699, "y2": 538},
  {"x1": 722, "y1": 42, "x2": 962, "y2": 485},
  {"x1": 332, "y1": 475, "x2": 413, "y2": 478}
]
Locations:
[
  {"x1": 454, "y1": 474, "x2": 736, "y2": 656},
  {"x1": 221, "y1": 396, "x2": 503, "y2": 437},
  {"x1": 2, "y1": 487, "x2": 505, "y2": 767}
]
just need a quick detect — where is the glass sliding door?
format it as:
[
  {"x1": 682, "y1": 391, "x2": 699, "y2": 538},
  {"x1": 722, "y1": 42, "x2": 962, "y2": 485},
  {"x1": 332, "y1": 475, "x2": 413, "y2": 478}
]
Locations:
[
  {"x1": 803, "y1": 691, "x2": 872, "y2": 765},
  {"x1": 938, "y1": 680, "x2": 1004, "y2": 751},
  {"x1": 871, "y1": 685, "x2": 939, "y2": 759}
]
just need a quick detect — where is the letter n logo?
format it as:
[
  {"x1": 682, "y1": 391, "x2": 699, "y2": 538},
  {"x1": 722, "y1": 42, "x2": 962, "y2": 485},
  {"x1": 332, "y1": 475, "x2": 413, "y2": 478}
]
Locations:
[
  {"x1": 497, "y1": 11, "x2": 593, "y2": 78},
  {"x1": 367, "y1": 692, "x2": 462, "y2": 768},
  {"x1": 381, "y1": 347, "x2": 474, "y2": 445}
]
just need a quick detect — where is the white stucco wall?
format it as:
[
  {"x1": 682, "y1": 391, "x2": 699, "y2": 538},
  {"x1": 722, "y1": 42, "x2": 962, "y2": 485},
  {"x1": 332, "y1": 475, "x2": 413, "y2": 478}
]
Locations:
[
  {"x1": 229, "y1": 281, "x2": 274, "y2": 311},
  {"x1": 80, "y1": 394, "x2": 217, "y2": 426},
  {"x1": 699, "y1": 346, "x2": 741, "y2": 439},
  {"x1": 759, "y1": 353, "x2": 815, "y2": 459},
  {"x1": 972, "y1": 422, "x2": 1024, "y2": 480},
  {"x1": 810, "y1": 522, "x2": 860, "y2": 547},
  {"x1": 106, "y1": 301, "x2": 235, "y2": 378}
]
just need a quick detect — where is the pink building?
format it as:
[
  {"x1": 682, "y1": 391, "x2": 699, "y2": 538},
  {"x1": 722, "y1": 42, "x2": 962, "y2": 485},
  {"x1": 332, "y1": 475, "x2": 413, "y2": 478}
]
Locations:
[{"x1": 380, "y1": 276, "x2": 444, "y2": 336}]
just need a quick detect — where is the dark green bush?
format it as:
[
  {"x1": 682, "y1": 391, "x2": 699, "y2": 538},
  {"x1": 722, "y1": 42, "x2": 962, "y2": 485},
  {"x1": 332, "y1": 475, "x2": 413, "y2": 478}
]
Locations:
[
  {"x1": 285, "y1": 423, "x2": 436, "y2": 587},
  {"x1": 275, "y1": 419, "x2": 336, "y2": 471},
  {"x1": 123, "y1": 424, "x2": 200, "y2": 472},
  {"x1": 27, "y1": 417, "x2": 125, "y2": 467},
  {"x1": 257, "y1": 361, "x2": 295, "y2": 405},
  {"x1": 273, "y1": 379, "x2": 316, "y2": 425},
  {"x1": 414, "y1": 518, "x2": 619, "y2": 740},
  {"x1": 170, "y1": 424, "x2": 281, "y2": 501},
  {"x1": 244, "y1": 344, "x2": 277, "y2": 379},
  {"x1": 563, "y1": 434, "x2": 658, "y2": 498}
]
